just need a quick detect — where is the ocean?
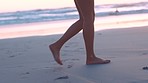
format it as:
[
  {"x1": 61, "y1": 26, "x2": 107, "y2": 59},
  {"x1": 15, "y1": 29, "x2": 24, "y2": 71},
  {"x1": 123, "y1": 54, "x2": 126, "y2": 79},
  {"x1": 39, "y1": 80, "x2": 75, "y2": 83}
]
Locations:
[{"x1": 0, "y1": 1, "x2": 148, "y2": 26}]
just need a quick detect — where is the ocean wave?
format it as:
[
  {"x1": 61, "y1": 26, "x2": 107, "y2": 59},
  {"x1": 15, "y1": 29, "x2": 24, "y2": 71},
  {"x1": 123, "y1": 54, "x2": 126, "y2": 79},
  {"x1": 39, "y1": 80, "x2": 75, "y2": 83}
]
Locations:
[{"x1": 0, "y1": 2, "x2": 148, "y2": 26}]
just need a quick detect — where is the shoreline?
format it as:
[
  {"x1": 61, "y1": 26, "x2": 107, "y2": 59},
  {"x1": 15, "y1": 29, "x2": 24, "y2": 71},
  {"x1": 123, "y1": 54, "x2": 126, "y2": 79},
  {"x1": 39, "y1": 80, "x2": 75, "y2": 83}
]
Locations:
[{"x1": 0, "y1": 13, "x2": 148, "y2": 39}]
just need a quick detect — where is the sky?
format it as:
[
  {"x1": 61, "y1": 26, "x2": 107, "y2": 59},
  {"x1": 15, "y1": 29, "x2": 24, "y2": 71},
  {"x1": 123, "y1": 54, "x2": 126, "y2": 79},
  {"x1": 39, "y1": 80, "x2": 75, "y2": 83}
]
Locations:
[{"x1": 0, "y1": 0, "x2": 147, "y2": 13}]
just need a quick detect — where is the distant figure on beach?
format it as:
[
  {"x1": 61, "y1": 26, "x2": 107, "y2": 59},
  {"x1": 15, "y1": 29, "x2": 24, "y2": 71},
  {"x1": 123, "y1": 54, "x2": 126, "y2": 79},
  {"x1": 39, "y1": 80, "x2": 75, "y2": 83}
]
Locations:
[
  {"x1": 115, "y1": 8, "x2": 119, "y2": 13},
  {"x1": 109, "y1": 8, "x2": 119, "y2": 15},
  {"x1": 49, "y1": 0, "x2": 110, "y2": 65}
]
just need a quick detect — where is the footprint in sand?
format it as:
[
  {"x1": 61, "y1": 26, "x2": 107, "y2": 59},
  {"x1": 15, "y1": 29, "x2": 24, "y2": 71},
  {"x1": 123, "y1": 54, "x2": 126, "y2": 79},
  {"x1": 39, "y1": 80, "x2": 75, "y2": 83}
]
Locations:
[
  {"x1": 21, "y1": 72, "x2": 30, "y2": 75},
  {"x1": 9, "y1": 55, "x2": 16, "y2": 58},
  {"x1": 67, "y1": 65, "x2": 73, "y2": 68},
  {"x1": 98, "y1": 33, "x2": 102, "y2": 35},
  {"x1": 142, "y1": 53, "x2": 148, "y2": 56},
  {"x1": 20, "y1": 72, "x2": 30, "y2": 79},
  {"x1": 54, "y1": 76, "x2": 69, "y2": 80},
  {"x1": 142, "y1": 66, "x2": 148, "y2": 70}
]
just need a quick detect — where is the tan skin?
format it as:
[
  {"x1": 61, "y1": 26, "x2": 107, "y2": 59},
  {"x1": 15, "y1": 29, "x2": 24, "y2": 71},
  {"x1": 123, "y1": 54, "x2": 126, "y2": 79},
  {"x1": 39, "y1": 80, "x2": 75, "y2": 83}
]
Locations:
[{"x1": 49, "y1": 0, "x2": 110, "y2": 65}]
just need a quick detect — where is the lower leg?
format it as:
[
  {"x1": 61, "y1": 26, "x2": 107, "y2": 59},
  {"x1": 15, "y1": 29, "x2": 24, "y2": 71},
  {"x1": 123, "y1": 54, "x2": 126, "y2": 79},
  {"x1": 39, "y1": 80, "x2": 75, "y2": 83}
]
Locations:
[
  {"x1": 51, "y1": 20, "x2": 83, "y2": 49},
  {"x1": 75, "y1": 0, "x2": 110, "y2": 65},
  {"x1": 83, "y1": 22, "x2": 95, "y2": 58},
  {"x1": 49, "y1": 20, "x2": 83, "y2": 65},
  {"x1": 83, "y1": 21, "x2": 110, "y2": 65}
]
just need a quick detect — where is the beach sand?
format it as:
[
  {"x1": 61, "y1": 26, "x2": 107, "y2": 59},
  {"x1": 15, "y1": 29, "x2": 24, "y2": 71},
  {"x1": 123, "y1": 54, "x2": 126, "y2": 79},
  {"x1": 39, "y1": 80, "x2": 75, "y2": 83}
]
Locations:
[{"x1": 0, "y1": 20, "x2": 148, "y2": 83}]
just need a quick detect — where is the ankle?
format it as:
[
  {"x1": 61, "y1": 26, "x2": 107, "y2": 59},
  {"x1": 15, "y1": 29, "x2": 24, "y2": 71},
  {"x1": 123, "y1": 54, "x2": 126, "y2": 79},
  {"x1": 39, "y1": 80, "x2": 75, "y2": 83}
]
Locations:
[
  {"x1": 50, "y1": 43, "x2": 61, "y2": 50},
  {"x1": 87, "y1": 53, "x2": 95, "y2": 58},
  {"x1": 86, "y1": 55, "x2": 95, "y2": 61}
]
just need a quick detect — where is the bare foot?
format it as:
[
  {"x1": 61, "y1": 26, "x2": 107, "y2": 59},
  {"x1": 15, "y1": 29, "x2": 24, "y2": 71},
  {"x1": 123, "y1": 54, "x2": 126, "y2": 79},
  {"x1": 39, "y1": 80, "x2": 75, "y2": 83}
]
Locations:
[
  {"x1": 49, "y1": 44, "x2": 63, "y2": 65},
  {"x1": 86, "y1": 57, "x2": 110, "y2": 65}
]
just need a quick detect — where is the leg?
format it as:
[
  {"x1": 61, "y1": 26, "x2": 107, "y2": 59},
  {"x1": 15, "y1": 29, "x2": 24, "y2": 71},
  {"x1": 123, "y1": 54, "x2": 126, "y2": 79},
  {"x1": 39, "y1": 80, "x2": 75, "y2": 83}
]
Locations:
[
  {"x1": 49, "y1": 0, "x2": 84, "y2": 65},
  {"x1": 75, "y1": 0, "x2": 110, "y2": 65},
  {"x1": 49, "y1": 20, "x2": 82, "y2": 65}
]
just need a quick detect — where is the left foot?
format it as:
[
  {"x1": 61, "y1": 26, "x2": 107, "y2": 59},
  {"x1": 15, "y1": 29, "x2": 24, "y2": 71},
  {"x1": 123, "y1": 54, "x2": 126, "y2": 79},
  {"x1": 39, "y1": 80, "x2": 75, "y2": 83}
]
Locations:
[{"x1": 49, "y1": 44, "x2": 63, "y2": 65}]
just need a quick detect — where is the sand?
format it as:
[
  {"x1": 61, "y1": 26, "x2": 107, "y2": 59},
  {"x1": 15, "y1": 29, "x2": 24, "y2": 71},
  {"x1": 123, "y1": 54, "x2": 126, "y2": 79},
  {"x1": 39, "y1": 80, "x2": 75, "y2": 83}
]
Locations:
[{"x1": 0, "y1": 20, "x2": 148, "y2": 83}]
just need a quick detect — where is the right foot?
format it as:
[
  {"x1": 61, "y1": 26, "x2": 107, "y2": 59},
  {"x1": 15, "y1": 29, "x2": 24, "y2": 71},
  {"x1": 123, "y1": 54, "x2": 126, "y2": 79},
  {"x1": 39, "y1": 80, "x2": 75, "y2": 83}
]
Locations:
[
  {"x1": 49, "y1": 44, "x2": 63, "y2": 65},
  {"x1": 86, "y1": 57, "x2": 110, "y2": 65}
]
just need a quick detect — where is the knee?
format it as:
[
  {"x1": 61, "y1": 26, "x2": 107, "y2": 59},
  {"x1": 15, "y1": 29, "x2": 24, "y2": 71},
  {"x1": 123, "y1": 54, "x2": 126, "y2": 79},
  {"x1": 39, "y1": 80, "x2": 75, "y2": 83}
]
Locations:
[
  {"x1": 91, "y1": 12, "x2": 95, "y2": 22},
  {"x1": 78, "y1": 19, "x2": 84, "y2": 25},
  {"x1": 78, "y1": 12, "x2": 95, "y2": 26},
  {"x1": 83, "y1": 13, "x2": 95, "y2": 24},
  {"x1": 93, "y1": 13, "x2": 95, "y2": 22},
  {"x1": 83, "y1": 17, "x2": 94, "y2": 25}
]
